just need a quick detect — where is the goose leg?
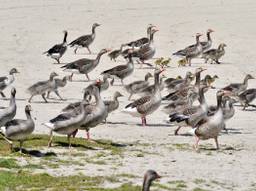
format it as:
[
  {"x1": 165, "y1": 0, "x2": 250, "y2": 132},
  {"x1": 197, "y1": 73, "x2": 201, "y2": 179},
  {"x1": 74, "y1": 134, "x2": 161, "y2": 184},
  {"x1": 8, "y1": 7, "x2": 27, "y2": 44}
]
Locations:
[
  {"x1": 72, "y1": 129, "x2": 78, "y2": 138},
  {"x1": 0, "y1": 92, "x2": 6, "y2": 98},
  {"x1": 0, "y1": 133, "x2": 13, "y2": 151},
  {"x1": 174, "y1": 126, "x2": 182, "y2": 135},
  {"x1": 70, "y1": 73, "x2": 74, "y2": 81},
  {"x1": 48, "y1": 130, "x2": 53, "y2": 147},
  {"x1": 144, "y1": 117, "x2": 147, "y2": 125},
  {"x1": 28, "y1": 95, "x2": 34, "y2": 103},
  {"x1": 42, "y1": 93, "x2": 48, "y2": 103},
  {"x1": 74, "y1": 47, "x2": 78, "y2": 54},
  {"x1": 86, "y1": 46, "x2": 92, "y2": 54},
  {"x1": 121, "y1": 79, "x2": 124, "y2": 85},
  {"x1": 194, "y1": 136, "x2": 200, "y2": 150},
  {"x1": 54, "y1": 90, "x2": 64, "y2": 100},
  {"x1": 85, "y1": 73, "x2": 90, "y2": 81},
  {"x1": 46, "y1": 91, "x2": 51, "y2": 98},
  {"x1": 214, "y1": 137, "x2": 219, "y2": 150},
  {"x1": 128, "y1": 93, "x2": 133, "y2": 100},
  {"x1": 86, "y1": 131, "x2": 90, "y2": 140},
  {"x1": 67, "y1": 134, "x2": 71, "y2": 149},
  {"x1": 19, "y1": 141, "x2": 23, "y2": 153}
]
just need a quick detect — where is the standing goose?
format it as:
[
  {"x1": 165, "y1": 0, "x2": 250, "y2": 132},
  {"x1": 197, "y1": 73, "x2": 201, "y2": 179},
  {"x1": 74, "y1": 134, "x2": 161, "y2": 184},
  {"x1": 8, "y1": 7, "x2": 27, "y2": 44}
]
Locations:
[
  {"x1": 43, "y1": 31, "x2": 68, "y2": 64},
  {"x1": 27, "y1": 72, "x2": 58, "y2": 103},
  {"x1": 124, "y1": 72, "x2": 153, "y2": 100},
  {"x1": 190, "y1": 90, "x2": 228, "y2": 150},
  {"x1": 104, "y1": 91, "x2": 123, "y2": 121},
  {"x1": 101, "y1": 51, "x2": 134, "y2": 85},
  {"x1": 200, "y1": 74, "x2": 219, "y2": 88},
  {"x1": 97, "y1": 74, "x2": 113, "y2": 92},
  {"x1": 200, "y1": 29, "x2": 214, "y2": 51},
  {"x1": 108, "y1": 44, "x2": 125, "y2": 61},
  {"x1": 122, "y1": 69, "x2": 163, "y2": 126},
  {"x1": 0, "y1": 105, "x2": 34, "y2": 152},
  {"x1": 202, "y1": 43, "x2": 226, "y2": 64},
  {"x1": 0, "y1": 68, "x2": 19, "y2": 98},
  {"x1": 69, "y1": 23, "x2": 100, "y2": 54},
  {"x1": 43, "y1": 101, "x2": 88, "y2": 148},
  {"x1": 61, "y1": 48, "x2": 110, "y2": 81},
  {"x1": 126, "y1": 24, "x2": 156, "y2": 48},
  {"x1": 238, "y1": 88, "x2": 256, "y2": 110},
  {"x1": 47, "y1": 75, "x2": 72, "y2": 99},
  {"x1": 142, "y1": 170, "x2": 161, "y2": 191},
  {"x1": 222, "y1": 74, "x2": 254, "y2": 96}
]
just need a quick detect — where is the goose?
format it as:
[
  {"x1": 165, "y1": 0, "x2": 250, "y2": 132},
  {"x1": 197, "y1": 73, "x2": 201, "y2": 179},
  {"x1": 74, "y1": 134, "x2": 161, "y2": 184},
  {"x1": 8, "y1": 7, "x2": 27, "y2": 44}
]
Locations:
[
  {"x1": 97, "y1": 74, "x2": 113, "y2": 92},
  {"x1": 189, "y1": 90, "x2": 228, "y2": 150},
  {"x1": 164, "y1": 75, "x2": 182, "y2": 86},
  {"x1": 108, "y1": 44, "x2": 125, "y2": 61},
  {"x1": 101, "y1": 50, "x2": 134, "y2": 85},
  {"x1": 200, "y1": 29, "x2": 214, "y2": 51},
  {"x1": 47, "y1": 75, "x2": 72, "y2": 100},
  {"x1": 142, "y1": 170, "x2": 161, "y2": 191},
  {"x1": 122, "y1": 69, "x2": 163, "y2": 126},
  {"x1": 200, "y1": 74, "x2": 219, "y2": 88},
  {"x1": 0, "y1": 88, "x2": 17, "y2": 127},
  {"x1": 0, "y1": 105, "x2": 34, "y2": 152},
  {"x1": 237, "y1": 88, "x2": 256, "y2": 110},
  {"x1": 104, "y1": 91, "x2": 123, "y2": 121},
  {"x1": 124, "y1": 72, "x2": 153, "y2": 100},
  {"x1": 69, "y1": 23, "x2": 100, "y2": 54},
  {"x1": 43, "y1": 30, "x2": 68, "y2": 64},
  {"x1": 0, "y1": 68, "x2": 19, "y2": 98},
  {"x1": 27, "y1": 72, "x2": 58, "y2": 103},
  {"x1": 61, "y1": 48, "x2": 110, "y2": 81},
  {"x1": 126, "y1": 24, "x2": 156, "y2": 48},
  {"x1": 222, "y1": 74, "x2": 254, "y2": 96},
  {"x1": 202, "y1": 43, "x2": 226, "y2": 64},
  {"x1": 43, "y1": 100, "x2": 88, "y2": 148}
]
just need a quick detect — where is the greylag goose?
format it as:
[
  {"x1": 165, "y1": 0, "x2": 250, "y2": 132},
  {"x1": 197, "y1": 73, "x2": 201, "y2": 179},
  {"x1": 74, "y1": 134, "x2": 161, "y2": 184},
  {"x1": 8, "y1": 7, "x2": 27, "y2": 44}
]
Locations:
[
  {"x1": 127, "y1": 24, "x2": 155, "y2": 48},
  {"x1": 124, "y1": 72, "x2": 153, "y2": 100},
  {"x1": 101, "y1": 51, "x2": 134, "y2": 85},
  {"x1": 202, "y1": 43, "x2": 226, "y2": 64},
  {"x1": 104, "y1": 91, "x2": 123, "y2": 121},
  {"x1": 61, "y1": 48, "x2": 110, "y2": 81},
  {"x1": 122, "y1": 69, "x2": 163, "y2": 126},
  {"x1": 173, "y1": 33, "x2": 203, "y2": 66},
  {"x1": 27, "y1": 72, "x2": 58, "y2": 103},
  {"x1": 190, "y1": 90, "x2": 228, "y2": 150},
  {"x1": 108, "y1": 44, "x2": 125, "y2": 61},
  {"x1": 222, "y1": 74, "x2": 254, "y2": 96},
  {"x1": 47, "y1": 75, "x2": 72, "y2": 99},
  {"x1": 43, "y1": 31, "x2": 68, "y2": 64},
  {"x1": 200, "y1": 74, "x2": 218, "y2": 88},
  {"x1": 0, "y1": 88, "x2": 17, "y2": 127},
  {"x1": 43, "y1": 101, "x2": 88, "y2": 148},
  {"x1": 97, "y1": 74, "x2": 113, "y2": 92},
  {"x1": 238, "y1": 88, "x2": 256, "y2": 110},
  {"x1": 164, "y1": 75, "x2": 182, "y2": 86},
  {"x1": 0, "y1": 105, "x2": 34, "y2": 152},
  {"x1": 0, "y1": 68, "x2": 19, "y2": 98},
  {"x1": 142, "y1": 170, "x2": 161, "y2": 191},
  {"x1": 201, "y1": 29, "x2": 214, "y2": 51},
  {"x1": 69, "y1": 23, "x2": 100, "y2": 54}
]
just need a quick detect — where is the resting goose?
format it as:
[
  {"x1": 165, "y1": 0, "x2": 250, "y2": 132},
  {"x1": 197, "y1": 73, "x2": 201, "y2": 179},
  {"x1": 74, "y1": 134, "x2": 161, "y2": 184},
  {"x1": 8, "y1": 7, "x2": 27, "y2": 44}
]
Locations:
[
  {"x1": 43, "y1": 100, "x2": 88, "y2": 148},
  {"x1": 222, "y1": 74, "x2": 254, "y2": 96},
  {"x1": 124, "y1": 72, "x2": 153, "y2": 100},
  {"x1": 142, "y1": 170, "x2": 161, "y2": 191},
  {"x1": 127, "y1": 24, "x2": 156, "y2": 48},
  {"x1": 61, "y1": 48, "x2": 110, "y2": 81},
  {"x1": 47, "y1": 75, "x2": 72, "y2": 100},
  {"x1": 190, "y1": 90, "x2": 228, "y2": 150},
  {"x1": 200, "y1": 29, "x2": 214, "y2": 51},
  {"x1": 27, "y1": 72, "x2": 58, "y2": 103},
  {"x1": 1, "y1": 105, "x2": 34, "y2": 152},
  {"x1": 101, "y1": 51, "x2": 134, "y2": 85},
  {"x1": 122, "y1": 69, "x2": 163, "y2": 126},
  {"x1": 43, "y1": 30, "x2": 68, "y2": 64},
  {"x1": 104, "y1": 91, "x2": 123, "y2": 121},
  {"x1": 202, "y1": 43, "x2": 226, "y2": 64},
  {"x1": 108, "y1": 44, "x2": 125, "y2": 61},
  {"x1": 69, "y1": 23, "x2": 100, "y2": 54},
  {"x1": 0, "y1": 68, "x2": 19, "y2": 98},
  {"x1": 238, "y1": 88, "x2": 256, "y2": 110}
]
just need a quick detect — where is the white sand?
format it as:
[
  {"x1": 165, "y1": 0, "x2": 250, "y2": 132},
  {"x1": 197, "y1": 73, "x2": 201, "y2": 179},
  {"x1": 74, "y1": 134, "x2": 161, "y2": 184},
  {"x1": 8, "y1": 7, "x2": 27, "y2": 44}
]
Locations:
[{"x1": 1, "y1": 0, "x2": 256, "y2": 190}]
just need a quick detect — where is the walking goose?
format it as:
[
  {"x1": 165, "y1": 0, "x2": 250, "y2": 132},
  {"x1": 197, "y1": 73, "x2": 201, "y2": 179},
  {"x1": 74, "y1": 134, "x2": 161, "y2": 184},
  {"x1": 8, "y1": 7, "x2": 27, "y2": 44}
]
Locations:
[
  {"x1": 43, "y1": 100, "x2": 88, "y2": 148},
  {"x1": 201, "y1": 29, "x2": 214, "y2": 51},
  {"x1": 104, "y1": 91, "x2": 123, "y2": 121},
  {"x1": 47, "y1": 75, "x2": 72, "y2": 99},
  {"x1": 69, "y1": 23, "x2": 100, "y2": 54},
  {"x1": 142, "y1": 170, "x2": 161, "y2": 191},
  {"x1": 27, "y1": 72, "x2": 58, "y2": 103},
  {"x1": 43, "y1": 31, "x2": 68, "y2": 64},
  {"x1": 122, "y1": 69, "x2": 163, "y2": 126},
  {"x1": 101, "y1": 51, "x2": 134, "y2": 85},
  {"x1": 0, "y1": 105, "x2": 34, "y2": 152},
  {"x1": 190, "y1": 90, "x2": 228, "y2": 150},
  {"x1": 108, "y1": 44, "x2": 125, "y2": 61},
  {"x1": 127, "y1": 24, "x2": 156, "y2": 48},
  {"x1": 0, "y1": 88, "x2": 17, "y2": 127},
  {"x1": 0, "y1": 68, "x2": 19, "y2": 98},
  {"x1": 124, "y1": 72, "x2": 153, "y2": 100},
  {"x1": 61, "y1": 48, "x2": 110, "y2": 81},
  {"x1": 202, "y1": 43, "x2": 226, "y2": 64},
  {"x1": 222, "y1": 74, "x2": 254, "y2": 96},
  {"x1": 238, "y1": 88, "x2": 256, "y2": 110}
]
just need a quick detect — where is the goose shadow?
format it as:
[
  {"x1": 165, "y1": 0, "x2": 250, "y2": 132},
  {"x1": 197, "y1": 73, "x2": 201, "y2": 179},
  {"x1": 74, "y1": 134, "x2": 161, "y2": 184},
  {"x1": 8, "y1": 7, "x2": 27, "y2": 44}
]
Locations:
[
  {"x1": 54, "y1": 141, "x2": 98, "y2": 150},
  {"x1": 13, "y1": 148, "x2": 57, "y2": 157},
  {"x1": 31, "y1": 101, "x2": 64, "y2": 104},
  {"x1": 93, "y1": 140, "x2": 128, "y2": 148},
  {"x1": 105, "y1": 121, "x2": 129, "y2": 125},
  {"x1": 137, "y1": 123, "x2": 170, "y2": 127}
]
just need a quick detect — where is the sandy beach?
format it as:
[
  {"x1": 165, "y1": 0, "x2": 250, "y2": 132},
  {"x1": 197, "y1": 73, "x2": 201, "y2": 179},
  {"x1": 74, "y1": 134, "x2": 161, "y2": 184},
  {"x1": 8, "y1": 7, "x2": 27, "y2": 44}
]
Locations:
[{"x1": 0, "y1": 0, "x2": 256, "y2": 190}]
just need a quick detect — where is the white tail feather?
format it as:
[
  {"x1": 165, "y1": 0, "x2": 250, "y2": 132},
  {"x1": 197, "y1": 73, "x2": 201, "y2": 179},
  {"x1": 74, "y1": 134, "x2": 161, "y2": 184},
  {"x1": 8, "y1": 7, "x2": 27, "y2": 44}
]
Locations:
[{"x1": 42, "y1": 122, "x2": 55, "y2": 129}]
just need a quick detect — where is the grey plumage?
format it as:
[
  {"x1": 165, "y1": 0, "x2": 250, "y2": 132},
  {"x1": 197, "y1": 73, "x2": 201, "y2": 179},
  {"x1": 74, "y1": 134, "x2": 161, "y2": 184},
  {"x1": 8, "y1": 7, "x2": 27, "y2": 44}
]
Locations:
[
  {"x1": 202, "y1": 43, "x2": 226, "y2": 64},
  {"x1": 0, "y1": 68, "x2": 19, "y2": 98}
]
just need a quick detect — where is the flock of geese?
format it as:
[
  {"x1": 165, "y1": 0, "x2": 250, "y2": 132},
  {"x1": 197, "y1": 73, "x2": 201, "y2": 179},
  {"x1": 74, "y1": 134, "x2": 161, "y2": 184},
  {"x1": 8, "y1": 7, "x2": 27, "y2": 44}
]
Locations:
[{"x1": 0, "y1": 23, "x2": 255, "y2": 160}]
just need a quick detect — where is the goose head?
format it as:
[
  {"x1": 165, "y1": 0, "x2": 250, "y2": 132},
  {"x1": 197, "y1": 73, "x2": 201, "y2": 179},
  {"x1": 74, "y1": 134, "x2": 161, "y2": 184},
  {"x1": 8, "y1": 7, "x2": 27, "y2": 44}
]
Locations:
[
  {"x1": 11, "y1": 88, "x2": 16, "y2": 98},
  {"x1": 9, "y1": 68, "x2": 19, "y2": 75},
  {"x1": 98, "y1": 48, "x2": 111, "y2": 56},
  {"x1": 145, "y1": 72, "x2": 153, "y2": 81},
  {"x1": 50, "y1": 72, "x2": 58, "y2": 78},
  {"x1": 92, "y1": 23, "x2": 101, "y2": 29},
  {"x1": 218, "y1": 43, "x2": 227, "y2": 50},
  {"x1": 195, "y1": 67, "x2": 206, "y2": 74},
  {"x1": 114, "y1": 91, "x2": 123, "y2": 99},
  {"x1": 25, "y1": 105, "x2": 32, "y2": 113},
  {"x1": 142, "y1": 170, "x2": 161, "y2": 191},
  {"x1": 207, "y1": 28, "x2": 214, "y2": 34},
  {"x1": 245, "y1": 74, "x2": 254, "y2": 80}
]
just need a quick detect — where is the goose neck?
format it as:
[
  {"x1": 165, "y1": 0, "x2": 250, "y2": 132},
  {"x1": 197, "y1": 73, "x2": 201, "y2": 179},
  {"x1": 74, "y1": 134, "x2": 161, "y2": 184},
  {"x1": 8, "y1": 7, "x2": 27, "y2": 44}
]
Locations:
[{"x1": 142, "y1": 178, "x2": 152, "y2": 191}]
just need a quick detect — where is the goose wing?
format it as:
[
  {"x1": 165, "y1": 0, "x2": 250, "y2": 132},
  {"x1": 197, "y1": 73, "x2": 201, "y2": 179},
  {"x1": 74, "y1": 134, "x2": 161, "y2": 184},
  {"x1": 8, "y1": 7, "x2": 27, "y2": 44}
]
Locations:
[{"x1": 69, "y1": 35, "x2": 91, "y2": 46}]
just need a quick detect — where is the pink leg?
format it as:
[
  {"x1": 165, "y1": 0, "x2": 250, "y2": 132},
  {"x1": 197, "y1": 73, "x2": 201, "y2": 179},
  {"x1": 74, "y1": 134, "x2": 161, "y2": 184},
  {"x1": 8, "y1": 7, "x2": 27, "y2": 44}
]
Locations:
[
  {"x1": 86, "y1": 131, "x2": 90, "y2": 140},
  {"x1": 194, "y1": 136, "x2": 200, "y2": 150},
  {"x1": 144, "y1": 117, "x2": 147, "y2": 126}
]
